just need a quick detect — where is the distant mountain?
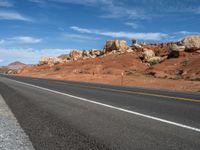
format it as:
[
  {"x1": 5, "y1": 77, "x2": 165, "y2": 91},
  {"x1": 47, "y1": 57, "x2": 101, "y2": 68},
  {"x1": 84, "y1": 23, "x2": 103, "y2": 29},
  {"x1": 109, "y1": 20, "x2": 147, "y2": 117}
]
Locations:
[{"x1": 7, "y1": 61, "x2": 27, "y2": 70}]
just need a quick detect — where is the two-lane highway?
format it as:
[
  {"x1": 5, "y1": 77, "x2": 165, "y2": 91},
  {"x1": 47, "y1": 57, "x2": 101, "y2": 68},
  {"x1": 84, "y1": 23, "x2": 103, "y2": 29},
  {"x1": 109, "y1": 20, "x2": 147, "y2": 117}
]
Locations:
[{"x1": 0, "y1": 75, "x2": 200, "y2": 150}]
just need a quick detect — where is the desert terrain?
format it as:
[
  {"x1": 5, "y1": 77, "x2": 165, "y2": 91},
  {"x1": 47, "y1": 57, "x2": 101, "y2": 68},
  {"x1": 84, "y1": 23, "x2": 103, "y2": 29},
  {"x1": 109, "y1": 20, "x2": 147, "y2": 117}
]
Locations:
[{"x1": 12, "y1": 36, "x2": 200, "y2": 92}]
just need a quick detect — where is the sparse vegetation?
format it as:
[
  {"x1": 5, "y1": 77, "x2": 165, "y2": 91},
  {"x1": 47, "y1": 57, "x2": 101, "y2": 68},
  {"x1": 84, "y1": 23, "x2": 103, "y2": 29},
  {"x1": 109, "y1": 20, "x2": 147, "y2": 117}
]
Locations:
[
  {"x1": 149, "y1": 60, "x2": 159, "y2": 65},
  {"x1": 125, "y1": 69, "x2": 137, "y2": 76},
  {"x1": 181, "y1": 60, "x2": 188, "y2": 66},
  {"x1": 155, "y1": 48, "x2": 161, "y2": 56},
  {"x1": 54, "y1": 66, "x2": 61, "y2": 71},
  {"x1": 190, "y1": 78, "x2": 200, "y2": 81}
]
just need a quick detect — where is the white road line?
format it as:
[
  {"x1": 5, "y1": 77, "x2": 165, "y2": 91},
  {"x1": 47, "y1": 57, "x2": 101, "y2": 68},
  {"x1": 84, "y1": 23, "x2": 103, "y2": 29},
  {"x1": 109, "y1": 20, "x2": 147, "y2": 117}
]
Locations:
[
  {"x1": 6, "y1": 78, "x2": 200, "y2": 133},
  {"x1": 0, "y1": 95, "x2": 34, "y2": 150}
]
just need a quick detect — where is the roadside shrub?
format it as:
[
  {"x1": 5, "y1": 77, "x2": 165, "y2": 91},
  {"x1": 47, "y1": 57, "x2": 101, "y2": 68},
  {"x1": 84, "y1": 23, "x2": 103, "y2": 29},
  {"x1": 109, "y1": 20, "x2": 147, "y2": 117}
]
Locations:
[
  {"x1": 54, "y1": 67, "x2": 61, "y2": 71},
  {"x1": 149, "y1": 60, "x2": 159, "y2": 65},
  {"x1": 181, "y1": 60, "x2": 188, "y2": 66},
  {"x1": 190, "y1": 78, "x2": 200, "y2": 81},
  {"x1": 155, "y1": 48, "x2": 161, "y2": 56}
]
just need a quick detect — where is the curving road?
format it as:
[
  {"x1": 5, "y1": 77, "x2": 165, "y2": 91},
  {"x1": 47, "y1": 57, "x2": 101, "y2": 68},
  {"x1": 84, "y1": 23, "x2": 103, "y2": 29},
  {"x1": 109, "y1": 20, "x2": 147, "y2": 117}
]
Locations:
[{"x1": 0, "y1": 75, "x2": 200, "y2": 150}]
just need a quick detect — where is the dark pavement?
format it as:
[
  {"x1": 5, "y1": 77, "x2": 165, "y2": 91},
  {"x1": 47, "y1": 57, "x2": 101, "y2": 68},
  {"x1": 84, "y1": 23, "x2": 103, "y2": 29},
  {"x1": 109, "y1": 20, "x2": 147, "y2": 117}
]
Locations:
[{"x1": 0, "y1": 75, "x2": 200, "y2": 150}]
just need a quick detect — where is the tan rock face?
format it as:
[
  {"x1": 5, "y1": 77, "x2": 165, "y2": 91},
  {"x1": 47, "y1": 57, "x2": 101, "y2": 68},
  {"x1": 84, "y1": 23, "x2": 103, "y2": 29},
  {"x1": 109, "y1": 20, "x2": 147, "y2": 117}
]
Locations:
[
  {"x1": 147, "y1": 56, "x2": 167, "y2": 64},
  {"x1": 39, "y1": 56, "x2": 64, "y2": 66},
  {"x1": 182, "y1": 35, "x2": 200, "y2": 51},
  {"x1": 82, "y1": 50, "x2": 91, "y2": 59},
  {"x1": 82, "y1": 49, "x2": 103, "y2": 59},
  {"x1": 104, "y1": 40, "x2": 129, "y2": 52},
  {"x1": 89, "y1": 49, "x2": 102, "y2": 57},
  {"x1": 168, "y1": 44, "x2": 183, "y2": 58},
  {"x1": 69, "y1": 50, "x2": 83, "y2": 61},
  {"x1": 140, "y1": 48, "x2": 167, "y2": 64},
  {"x1": 58, "y1": 54, "x2": 71, "y2": 61},
  {"x1": 142, "y1": 48, "x2": 155, "y2": 61}
]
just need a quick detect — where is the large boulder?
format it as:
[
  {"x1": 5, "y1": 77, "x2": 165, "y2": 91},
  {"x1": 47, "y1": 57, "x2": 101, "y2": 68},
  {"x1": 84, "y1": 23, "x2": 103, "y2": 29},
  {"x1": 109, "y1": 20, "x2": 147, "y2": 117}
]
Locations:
[
  {"x1": 82, "y1": 50, "x2": 91, "y2": 59},
  {"x1": 182, "y1": 35, "x2": 200, "y2": 51},
  {"x1": 131, "y1": 38, "x2": 142, "y2": 50},
  {"x1": 104, "y1": 40, "x2": 129, "y2": 53},
  {"x1": 168, "y1": 43, "x2": 185, "y2": 58},
  {"x1": 58, "y1": 54, "x2": 71, "y2": 61},
  {"x1": 141, "y1": 48, "x2": 155, "y2": 61},
  {"x1": 81, "y1": 49, "x2": 103, "y2": 59},
  {"x1": 141, "y1": 48, "x2": 167, "y2": 64},
  {"x1": 146, "y1": 56, "x2": 167, "y2": 65},
  {"x1": 89, "y1": 49, "x2": 103, "y2": 57},
  {"x1": 69, "y1": 50, "x2": 83, "y2": 61}
]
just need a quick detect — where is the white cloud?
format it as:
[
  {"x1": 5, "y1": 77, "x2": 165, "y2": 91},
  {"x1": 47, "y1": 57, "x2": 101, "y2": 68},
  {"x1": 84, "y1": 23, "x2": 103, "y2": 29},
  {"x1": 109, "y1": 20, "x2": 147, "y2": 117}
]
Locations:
[
  {"x1": 63, "y1": 33, "x2": 99, "y2": 41},
  {"x1": 0, "y1": 39, "x2": 5, "y2": 44},
  {"x1": 29, "y1": 0, "x2": 44, "y2": 3},
  {"x1": 194, "y1": 6, "x2": 200, "y2": 14},
  {"x1": 0, "y1": 11, "x2": 31, "y2": 21},
  {"x1": 38, "y1": 0, "x2": 145, "y2": 20},
  {"x1": 0, "y1": 36, "x2": 42, "y2": 45},
  {"x1": 100, "y1": 1, "x2": 145, "y2": 20},
  {"x1": 0, "y1": 48, "x2": 72, "y2": 65},
  {"x1": 50, "y1": 0, "x2": 103, "y2": 6},
  {"x1": 0, "y1": 0, "x2": 13, "y2": 7},
  {"x1": 70, "y1": 26, "x2": 168, "y2": 41},
  {"x1": 177, "y1": 31, "x2": 200, "y2": 35},
  {"x1": 125, "y1": 22, "x2": 139, "y2": 29},
  {"x1": 12, "y1": 36, "x2": 42, "y2": 43}
]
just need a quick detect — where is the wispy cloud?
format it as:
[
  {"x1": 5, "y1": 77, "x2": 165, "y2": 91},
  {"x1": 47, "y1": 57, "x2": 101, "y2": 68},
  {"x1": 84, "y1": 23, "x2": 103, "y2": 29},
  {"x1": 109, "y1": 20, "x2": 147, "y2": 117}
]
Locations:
[
  {"x1": 194, "y1": 6, "x2": 200, "y2": 14},
  {"x1": 12, "y1": 36, "x2": 42, "y2": 43},
  {"x1": 0, "y1": 11, "x2": 31, "y2": 21},
  {"x1": 28, "y1": 0, "x2": 44, "y2": 3},
  {"x1": 0, "y1": 36, "x2": 42, "y2": 45},
  {"x1": 0, "y1": 39, "x2": 5, "y2": 44},
  {"x1": 70, "y1": 26, "x2": 168, "y2": 41},
  {"x1": 0, "y1": 0, "x2": 13, "y2": 7},
  {"x1": 124, "y1": 22, "x2": 139, "y2": 29},
  {"x1": 176, "y1": 31, "x2": 200, "y2": 35},
  {"x1": 31, "y1": 0, "x2": 146, "y2": 20},
  {"x1": 29, "y1": 0, "x2": 200, "y2": 21},
  {"x1": 50, "y1": 0, "x2": 104, "y2": 6},
  {"x1": 63, "y1": 33, "x2": 99, "y2": 42},
  {"x1": 99, "y1": 1, "x2": 145, "y2": 20}
]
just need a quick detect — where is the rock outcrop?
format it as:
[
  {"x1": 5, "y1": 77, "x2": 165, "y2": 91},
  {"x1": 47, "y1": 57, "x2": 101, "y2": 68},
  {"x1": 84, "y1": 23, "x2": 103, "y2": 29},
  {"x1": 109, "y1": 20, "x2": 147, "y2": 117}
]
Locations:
[
  {"x1": 141, "y1": 48, "x2": 155, "y2": 61},
  {"x1": 168, "y1": 43, "x2": 185, "y2": 58},
  {"x1": 82, "y1": 50, "x2": 91, "y2": 59},
  {"x1": 182, "y1": 36, "x2": 200, "y2": 51},
  {"x1": 69, "y1": 50, "x2": 83, "y2": 61},
  {"x1": 58, "y1": 54, "x2": 71, "y2": 61},
  {"x1": 38, "y1": 35, "x2": 200, "y2": 67},
  {"x1": 104, "y1": 40, "x2": 129, "y2": 53},
  {"x1": 131, "y1": 38, "x2": 142, "y2": 50},
  {"x1": 89, "y1": 49, "x2": 103, "y2": 58},
  {"x1": 140, "y1": 48, "x2": 167, "y2": 65},
  {"x1": 39, "y1": 57, "x2": 65, "y2": 66},
  {"x1": 146, "y1": 56, "x2": 167, "y2": 64}
]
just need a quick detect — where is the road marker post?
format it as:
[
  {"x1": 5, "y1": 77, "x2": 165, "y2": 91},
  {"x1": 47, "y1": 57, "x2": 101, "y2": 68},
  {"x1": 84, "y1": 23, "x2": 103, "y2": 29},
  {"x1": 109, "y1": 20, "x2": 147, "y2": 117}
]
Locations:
[{"x1": 121, "y1": 72, "x2": 124, "y2": 86}]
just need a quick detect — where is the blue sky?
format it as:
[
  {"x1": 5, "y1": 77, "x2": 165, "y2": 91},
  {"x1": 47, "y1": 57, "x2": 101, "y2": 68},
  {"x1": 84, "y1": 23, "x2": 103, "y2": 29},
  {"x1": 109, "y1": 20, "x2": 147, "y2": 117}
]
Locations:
[{"x1": 0, "y1": 0, "x2": 200, "y2": 65}]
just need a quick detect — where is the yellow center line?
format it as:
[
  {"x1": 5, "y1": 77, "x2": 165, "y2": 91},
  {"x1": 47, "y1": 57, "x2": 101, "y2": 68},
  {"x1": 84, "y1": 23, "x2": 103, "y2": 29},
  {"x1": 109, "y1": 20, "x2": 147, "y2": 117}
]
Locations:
[{"x1": 56, "y1": 81, "x2": 200, "y2": 103}]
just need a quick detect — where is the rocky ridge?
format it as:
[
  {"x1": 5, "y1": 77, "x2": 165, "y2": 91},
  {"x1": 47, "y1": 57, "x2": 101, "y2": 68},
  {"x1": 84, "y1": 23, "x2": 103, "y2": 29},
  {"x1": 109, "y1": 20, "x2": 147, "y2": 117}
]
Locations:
[
  {"x1": 18, "y1": 35, "x2": 200, "y2": 82},
  {"x1": 39, "y1": 35, "x2": 200, "y2": 67}
]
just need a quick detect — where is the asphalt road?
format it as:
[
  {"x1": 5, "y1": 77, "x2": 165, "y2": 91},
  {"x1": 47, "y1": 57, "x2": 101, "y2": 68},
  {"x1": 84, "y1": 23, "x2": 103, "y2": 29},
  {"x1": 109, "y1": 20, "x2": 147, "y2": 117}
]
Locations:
[{"x1": 0, "y1": 75, "x2": 200, "y2": 150}]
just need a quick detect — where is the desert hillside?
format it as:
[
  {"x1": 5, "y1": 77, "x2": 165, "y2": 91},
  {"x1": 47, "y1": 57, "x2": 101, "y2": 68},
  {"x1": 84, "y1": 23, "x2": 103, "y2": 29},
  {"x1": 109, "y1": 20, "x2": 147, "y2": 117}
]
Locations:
[
  {"x1": 18, "y1": 36, "x2": 200, "y2": 92},
  {"x1": 0, "y1": 61, "x2": 27, "y2": 74}
]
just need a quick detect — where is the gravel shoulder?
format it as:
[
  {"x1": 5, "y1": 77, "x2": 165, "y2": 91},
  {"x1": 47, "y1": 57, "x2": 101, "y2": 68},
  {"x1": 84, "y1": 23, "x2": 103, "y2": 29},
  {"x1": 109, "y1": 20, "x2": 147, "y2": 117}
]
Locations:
[{"x1": 0, "y1": 94, "x2": 34, "y2": 150}]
